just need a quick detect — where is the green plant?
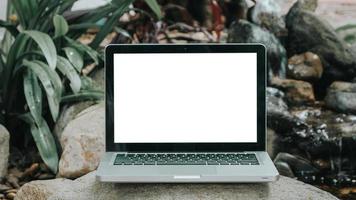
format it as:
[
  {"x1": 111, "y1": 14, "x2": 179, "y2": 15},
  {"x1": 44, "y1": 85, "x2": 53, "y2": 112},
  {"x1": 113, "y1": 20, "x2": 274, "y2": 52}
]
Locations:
[
  {"x1": 336, "y1": 24, "x2": 356, "y2": 45},
  {"x1": 0, "y1": 0, "x2": 161, "y2": 173}
]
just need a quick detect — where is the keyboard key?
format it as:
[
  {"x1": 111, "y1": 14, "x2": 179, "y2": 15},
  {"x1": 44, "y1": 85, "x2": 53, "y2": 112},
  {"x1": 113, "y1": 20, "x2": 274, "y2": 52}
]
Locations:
[{"x1": 114, "y1": 153, "x2": 259, "y2": 166}]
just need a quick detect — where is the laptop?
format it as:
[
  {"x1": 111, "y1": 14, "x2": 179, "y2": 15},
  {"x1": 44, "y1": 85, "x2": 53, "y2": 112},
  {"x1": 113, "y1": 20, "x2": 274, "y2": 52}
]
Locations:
[{"x1": 96, "y1": 44, "x2": 279, "y2": 183}]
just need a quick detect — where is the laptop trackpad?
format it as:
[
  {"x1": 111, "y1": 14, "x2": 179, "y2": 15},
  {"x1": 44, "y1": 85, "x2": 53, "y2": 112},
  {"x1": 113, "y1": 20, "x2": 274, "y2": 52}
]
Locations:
[{"x1": 159, "y1": 166, "x2": 217, "y2": 175}]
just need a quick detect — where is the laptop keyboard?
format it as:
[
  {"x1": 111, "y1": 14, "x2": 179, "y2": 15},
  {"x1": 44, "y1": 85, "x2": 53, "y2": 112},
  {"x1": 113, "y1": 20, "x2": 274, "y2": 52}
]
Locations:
[{"x1": 114, "y1": 153, "x2": 259, "y2": 165}]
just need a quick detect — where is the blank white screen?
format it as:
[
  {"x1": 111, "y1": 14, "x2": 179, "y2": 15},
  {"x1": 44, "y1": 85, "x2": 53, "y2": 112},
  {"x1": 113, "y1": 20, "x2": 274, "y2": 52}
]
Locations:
[{"x1": 114, "y1": 53, "x2": 257, "y2": 143}]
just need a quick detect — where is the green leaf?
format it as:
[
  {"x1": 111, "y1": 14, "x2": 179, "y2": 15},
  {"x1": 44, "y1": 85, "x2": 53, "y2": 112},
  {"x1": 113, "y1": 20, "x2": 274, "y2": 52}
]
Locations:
[
  {"x1": 11, "y1": 0, "x2": 29, "y2": 28},
  {"x1": 12, "y1": 0, "x2": 39, "y2": 28},
  {"x1": 57, "y1": 56, "x2": 82, "y2": 93},
  {"x1": 80, "y1": 76, "x2": 96, "y2": 90},
  {"x1": 61, "y1": 90, "x2": 104, "y2": 103},
  {"x1": 344, "y1": 34, "x2": 356, "y2": 44},
  {"x1": 32, "y1": 60, "x2": 63, "y2": 99},
  {"x1": 23, "y1": 70, "x2": 43, "y2": 125},
  {"x1": 144, "y1": 0, "x2": 162, "y2": 19},
  {"x1": 53, "y1": 14, "x2": 69, "y2": 37},
  {"x1": 90, "y1": 0, "x2": 134, "y2": 49},
  {"x1": 23, "y1": 30, "x2": 57, "y2": 70},
  {"x1": 0, "y1": 31, "x2": 15, "y2": 62},
  {"x1": 114, "y1": 27, "x2": 132, "y2": 39},
  {"x1": 20, "y1": 113, "x2": 58, "y2": 173},
  {"x1": 336, "y1": 24, "x2": 356, "y2": 32},
  {"x1": 0, "y1": 20, "x2": 19, "y2": 37},
  {"x1": 0, "y1": 54, "x2": 4, "y2": 76},
  {"x1": 65, "y1": 36, "x2": 100, "y2": 65},
  {"x1": 58, "y1": 0, "x2": 77, "y2": 14},
  {"x1": 23, "y1": 60, "x2": 61, "y2": 121},
  {"x1": 63, "y1": 47, "x2": 84, "y2": 72},
  {"x1": 3, "y1": 34, "x2": 28, "y2": 100},
  {"x1": 69, "y1": 23, "x2": 100, "y2": 30}
]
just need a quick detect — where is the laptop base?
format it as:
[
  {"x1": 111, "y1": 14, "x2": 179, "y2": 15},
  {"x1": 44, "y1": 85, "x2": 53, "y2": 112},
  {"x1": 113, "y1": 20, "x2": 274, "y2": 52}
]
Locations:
[{"x1": 96, "y1": 151, "x2": 279, "y2": 183}]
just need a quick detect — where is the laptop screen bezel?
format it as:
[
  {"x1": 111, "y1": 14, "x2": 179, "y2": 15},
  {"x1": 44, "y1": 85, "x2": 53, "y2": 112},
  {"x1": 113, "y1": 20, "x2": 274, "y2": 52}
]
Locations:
[{"x1": 105, "y1": 44, "x2": 266, "y2": 152}]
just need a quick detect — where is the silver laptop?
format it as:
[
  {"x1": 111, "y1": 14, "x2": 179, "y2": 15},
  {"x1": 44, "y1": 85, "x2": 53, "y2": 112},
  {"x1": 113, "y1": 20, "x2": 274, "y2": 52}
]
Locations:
[{"x1": 96, "y1": 44, "x2": 279, "y2": 183}]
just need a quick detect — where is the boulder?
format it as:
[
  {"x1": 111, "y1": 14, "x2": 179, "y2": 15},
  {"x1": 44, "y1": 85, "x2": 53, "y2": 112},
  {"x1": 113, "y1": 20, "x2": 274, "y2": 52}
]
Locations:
[
  {"x1": 325, "y1": 81, "x2": 356, "y2": 114},
  {"x1": 0, "y1": 125, "x2": 10, "y2": 178},
  {"x1": 286, "y1": 0, "x2": 356, "y2": 84},
  {"x1": 15, "y1": 171, "x2": 338, "y2": 200},
  {"x1": 58, "y1": 103, "x2": 105, "y2": 179},
  {"x1": 287, "y1": 52, "x2": 323, "y2": 82},
  {"x1": 266, "y1": 87, "x2": 307, "y2": 135},
  {"x1": 270, "y1": 78, "x2": 315, "y2": 105},
  {"x1": 287, "y1": 0, "x2": 318, "y2": 15},
  {"x1": 277, "y1": 106, "x2": 356, "y2": 168},
  {"x1": 247, "y1": 0, "x2": 287, "y2": 37},
  {"x1": 227, "y1": 19, "x2": 287, "y2": 81},
  {"x1": 274, "y1": 152, "x2": 319, "y2": 177},
  {"x1": 53, "y1": 101, "x2": 96, "y2": 140}
]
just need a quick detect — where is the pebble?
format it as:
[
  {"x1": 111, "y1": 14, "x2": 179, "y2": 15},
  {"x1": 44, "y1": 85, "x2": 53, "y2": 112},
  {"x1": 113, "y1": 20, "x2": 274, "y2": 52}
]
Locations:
[
  {"x1": 340, "y1": 187, "x2": 352, "y2": 196},
  {"x1": 0, "y1": 184, "x2": 11, "y2": 193},
  {"x1": 5, "y1": 174, "x2": 19, "y2": 189},
  {"x1": 21, "y1": 163, "x2": 39, "y2": 179},
  {"x1": 4, "y1": 189, "x2": 17, "y2": 194},
  {"x1": 352, "y1": 188, "x2": 356, "y2": 194},
  {"x1": 6, "y1": 192, "x2": 15, "y2": 200}
]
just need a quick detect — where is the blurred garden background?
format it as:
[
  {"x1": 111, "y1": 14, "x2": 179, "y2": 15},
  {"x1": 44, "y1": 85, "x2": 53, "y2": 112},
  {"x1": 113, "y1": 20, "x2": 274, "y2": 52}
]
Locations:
[{"x1": 0, "y1": 0, "x2": 356, "y2": 199}]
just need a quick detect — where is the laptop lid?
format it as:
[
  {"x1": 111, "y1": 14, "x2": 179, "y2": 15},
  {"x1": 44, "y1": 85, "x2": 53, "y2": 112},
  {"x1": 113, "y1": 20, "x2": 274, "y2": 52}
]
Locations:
[{"x1": 105, "y1": 44, "x2": 266, "y2": 152}]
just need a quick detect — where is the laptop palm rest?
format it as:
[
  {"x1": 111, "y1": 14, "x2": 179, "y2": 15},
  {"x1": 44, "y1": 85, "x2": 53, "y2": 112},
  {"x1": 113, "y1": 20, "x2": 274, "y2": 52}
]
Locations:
[{"x1": 159, "y1": 166, "x2": 217, "y2": 175}]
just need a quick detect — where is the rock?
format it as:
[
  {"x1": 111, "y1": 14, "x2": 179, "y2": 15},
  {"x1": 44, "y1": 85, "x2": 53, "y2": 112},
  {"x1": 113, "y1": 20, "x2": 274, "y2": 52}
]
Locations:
[
  {"x1": 287, "y1": 52, "x2": 323, "y2": 81},
  {"x1": 6, "y1": 192, "x2": 16, "y2": 200},
  {"x1": 6, "y1": 174, "x2": 20, "y2": 189},
  {"x1": 267, "y1": 128, "x2": 277, "y2": 158},
  {"x1": 21, "y1": 163, "x2": 40, "y2": 179},
  {"x1": 271, "y1": 78, "x2": 315, "y2": 105},
  {"x1": 247, "y1": 0, "x2": 287, "y2": 37},
  {"x1": 325, "y1": 81, "x2": 356, "y2": 114},
  {"x1": 288, "y1": 0, "x2": 318, "y2": 14},
  {"x1": 0, "y1": 184, "x2": 11, "y2": 193},
  {"x1": 227, "y1": 19, "x2": 287, "y2": 81},
  {"x1": 286, "y1": 0, "x2": 356, "y2": 85},
  {"x1": 58, "y1": 103, "x2": 105, "y2": 179},
  {"x1": 266, "y1": 87, "x2": 308, "y2": 135},
  {"x1": 53, "y1": 101, "x2": 96, "y2": 140},
  {"x1": 54, "y1": 68, "x2": 103, "y2": 140},
  {"x1": 0, "y1": 124, "x2": 10, "y2": 178},
  {"x1": 90, "y1": 67, "x2": 104, "y2": 91},
  {"x1": 274, "y1": 153, "x2": 319, "y2": 176},
  {"x1": 277, "y1": 106, "x2": 356, "y2": 171},
  {"x1": 274, "y1": 161, "x2": 295, "y2": 178},
  {"x1": 15, "y1": 171, "x2": 338, "y2": 200}
]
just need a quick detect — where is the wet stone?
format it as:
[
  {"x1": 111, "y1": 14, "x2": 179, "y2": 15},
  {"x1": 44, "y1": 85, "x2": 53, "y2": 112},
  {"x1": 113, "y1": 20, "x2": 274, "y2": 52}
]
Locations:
[
  {"x1": 325, "y1": 81, "x2": 356, "y2": 114},
  {"x1": 227, "y1": 19, "x2": 287, "y2": 81},
  {"x1": 271, "y1": 78, "x2": 315, "y2": 105},
  {"x1": 287, "y1": 52, "x2": 323, "y2": 81}
]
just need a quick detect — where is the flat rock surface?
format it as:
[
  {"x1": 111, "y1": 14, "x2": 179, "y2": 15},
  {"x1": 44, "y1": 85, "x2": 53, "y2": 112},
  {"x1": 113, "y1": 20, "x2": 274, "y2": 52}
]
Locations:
[{"x1": 15, "y1": 171, "x2": 338, "y2": 200}]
